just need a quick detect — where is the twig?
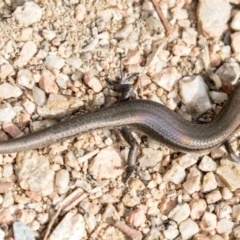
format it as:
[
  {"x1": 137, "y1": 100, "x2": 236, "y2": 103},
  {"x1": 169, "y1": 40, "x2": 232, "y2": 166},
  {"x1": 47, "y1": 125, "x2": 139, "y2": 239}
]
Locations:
[{"x1": 150, "y1": 0, "x2": 172, "y2": 37}]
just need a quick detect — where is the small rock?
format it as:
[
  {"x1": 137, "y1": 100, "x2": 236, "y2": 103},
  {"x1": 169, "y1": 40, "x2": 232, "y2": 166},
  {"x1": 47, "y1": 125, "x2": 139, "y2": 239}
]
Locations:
[
  {"x1": 49, "y1": 212, "x2": 86, "y2": 240},
  {"x1": 128, "y1": 178, "x2": 145, "y2": 191},
  {"x1": 17, "y1": 69, "x2": 36, "y2": 89},
  {"x1": 84, "y1": 212, "x2": 96, "y2": 233},
  {"x1": 0, "y1": 103, "x2": 17, "y2": 122},
  {"x1": 199, "y1": 212, "x2": 217, "y2": 231},
  {"x1": 14, "y1": 41, "x2": 37, "y2": 67},
  {"x1": 172, "y1": 8, "x2": 188, "y2": 20},
  {"x1": 163, "y1": 164, "x2": 186, "y2": 184},
  {"x1": 45, "y1": 55, "x2": 65, "y2": 70},
  {"x1": 84, "y1": 72, "x2": 102, "y2": 93},
  {"x1": 122, "y1": 189, "x2": 140, "y2": 207},
  {"x1": 231, "y1": 32, "x2": 240, "y2": 53},
  {"x1": 231, "y1": 11, "x2": 240, "y2": 31},
  {"x1": 56, "y1": 74, "x2": 70, "y2": 89},
  {"x1": 0, "y1": 229, "x2": 4, "y2": 240},
  {"x1": 172, "y1": 45, "x2": 191, "y2": 56},
  {"x1": 233, "y1": 225, "x2": 240, "y2": 238},
  {"x1": 163, "y1": 228, "x2": 179, "y2": 240},
  {"x1": 190, "y1": 199, "x2": 207, "y2": 220},
  {"x1": 55, "y1": 169, "x2": 70, "y2": 194},
  {"x1": 168, "y1": 203, "x2": 190, "y2": 224},
  {"x1": 0, "y1": 181, "x2": 13, "y2": 193},
  {"x1": 202, "y1": 172, "x2": 217, "y2": 192},
  {"x1": 179, "y1": 75, "x2": 212, "y2": 115},
  {"x1": 0, "y1": 63, "x2": 14, "y2": 80},
  {"x1": 89, "y1": 147, "x2": 125, "y2": 179},
  {"x1": 3, "y1": 123, "x2": 23, "y2": 138},
  {"x1": 0, "y1": 83, "x2": 22, "y2": 99},
  {"x1": 205, "y1": 190, "x2": 222, "y2": 204},
  {"x1": 199, "y1": 156, "x2": 217, "y2": 174},
  {"x1": 216, "y1": 62, "x2": 240, "y2": 85},
  {"x1": 39, "y1": 70, "x2": 59, "y2": 93},
  {"x1": 175, "y1": 153, "x2": 198, "y2": 169},
  {"x1": 32, "y1": 87, "x2": 46, "y2": 106},
  {"x1": 138, "y1": 148, "x2": 163, "y2": 168},
  {"x1": 66, "y1": 56, "x2": 82, "y2": 69},
  {"x1": 42, "y1": 29, "x2": 56, "y2": 41},
  {"x1": 216, "y1": 164, "x2": 240, "y2": 191},
  {"x1": 221, "y1": 187, "x2": 233, "y2": 200},
  {"x1": 216, "y1": 219, "x2": 234, "y2": 234},
  {"x1": 183, "y1": 167, "x2": 201, "y2": 194},
  {"x1": 75, "y1": 4, "x2": 86, "y2": 22},
  {"x1": 15, "y1": 151, "x2": 54, "y2": 196},
  {"x1": 127, "y1": 205, "x2": 147, "y2": 227},
  {"x1": 152, "y1": 67, "x2": 181, "y2": 91},
  {"x1": 215, "y1": 202, "x2": 232, "y2": 219},
  {"x1": 13, "y1": 222, "x2": 35, "y2": 240},
  {"x1": 123, "y1": 50, "x2": 141, "y2": 65},
  {"x1": 197, "y1": 0, "x2": 231, "y2": 39},
  {"x1": 114, "y1": 24, "x2": 133, "y2": 40},
  {"x1": 179, "y1": 218, "x2": 199, "y2": 239},
  {"x1": 232, "y1": 204, "x2": 240, "y2": 220},
  {"x1": 209, "y1": 91, "x2": 228, "y2": 104},
  {"x1": 13, "y1": 2, "x2": 42, "y2": 27}
]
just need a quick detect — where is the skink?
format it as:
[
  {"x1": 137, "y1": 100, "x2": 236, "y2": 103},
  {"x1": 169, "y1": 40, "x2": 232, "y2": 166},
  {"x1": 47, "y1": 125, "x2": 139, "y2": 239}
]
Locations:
[{"x1": 0, "y1": 83, "x2": 240, "y2": 155}]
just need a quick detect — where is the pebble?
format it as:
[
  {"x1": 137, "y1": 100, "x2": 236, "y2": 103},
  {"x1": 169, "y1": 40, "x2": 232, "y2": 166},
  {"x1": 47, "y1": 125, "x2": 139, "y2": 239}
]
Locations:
[
  {"x1": 168, "y1": 203, "x2": 190, "y2": 224},
  {"x1": 232, "y1": 204, "x2": 240, "y2": 220},
  {"x1": 122, "y1": 189, "x2": 140, "y2": 207},
  {"x1": 216, "y1": 164, "x2": 240, "y2": 191},
  {"x1": 216, "y1": 219, "x2": 234, "y2": 234},
  {"x1": 175, "y1": 153, "x2": 198, "y2": 169},
  {"x1": 0, "y1": 63, "x2": 14, "y2": 79},
  {"x1": 197, "y1": 0, "x2": 231, "y2": 39},
  {"x1": 205, "y1": 190, "x2": 222, "y2": 204},
  {"x1": 84, "y1": 72, "x2": 103, "y2": 93},
  {"x1": 163, "y1": 228, "x2": 179, "y2": 240},
  {"x1": 231, "y1": 31, "x2": 240, "y2": 53},
  {"x1": 138, "y1": 148, "x2": 163, "y2": 168},
  {"x1": 216, "y1": 62, "x2": 240, "y2": 85},
  {"x1": 75, "y1": 4, "x2": 86, "y2": 22},
  {"x1": 13, "y1": 2, "x2": 42, "y2": 27},
  {"x1": 15, "y1": 151, "x2": 54, "y2": 196},
  {"x1": 231, "y1": 11, "x2": 240, "y2": 31},
  {"x1": 55, "y1": 169, "x2": 70, "y2": 194},
  {"x1": 163, "y1": 164, "x2": 186, "y2": 184},
  {"x1": 202, "y1": 172, "x2": 217, "y2": 192},
  {"x1": 3, "y1": 123, "x2": 23, "y2": 138},
  {"x1": 179, "y1": 218, "x2": 199, "y2": 239},
  {"x1": 179, "y1": 75, "x2": 212, "y2": 115},
  {"x1": 128, "y1": 178, "x2": 145, "y2": 191},
  {"x1": 0, "y1": 103, "x2": 17, "y2": 122},
  {"x1": 45, "y1": 55, "x2": 65, "y2": 70},
  {"x1": 215, "y1": 202, "x2": 232, "y2": 219},
  {"x1": 209, "y1": 91, "x2": 228, "y2": 104},
  {"x1": 0, "y1": 181, "x2": 13, "y2": 193},
  {"x1": 39, "y1": 70, "x2": 59, "y2": 93},
  {"x1": 199, "y1": 212, "x2": 217, "y2": 231},
  {"x1": 114, "y1": 24, "x2": 133, "y2": 40},
  {"x1": 32, "y1": 87, "x2": 46, "y2": 106},
  {"x1": 152, "y1": 67, "x2": 181, "y2": 91},
  {"x1": 42, "y1": 29, "x2": 56, "y2": 41},
  {"x1": 190, "y1": 199, "x2": 207, "y2": 220},
  {"x1": 14, "y1": 41, "x2": 37, "y2": 67},
  {"x1": 127, "y1": 205, "x2": 147, "y2": 227},
  {"x1": 84, "y1": 212, "x2": 96, "y2": 233},
  {"x1": 198, "y1": 155, "x2": 217, "y2": 172},
  {"x1": 233, "y1": 225, "x2": 240, "y2": 238},
  {"x1": 49, "y1": 211, "x2": 86, "y2": 240},
  {"x1": 172, "y1": 45, "x2": 191, "y2": 56},
  {"x1": 56, "y1": 74, "x2": 70, "y2": 89},
  {"x1": 66, "y1": 56, "x2": 82, "y2": 69},
  {"x1": 2, "y1": 192, "x2": 14, "y2": 208},
  {"x1": 0, "y1": 83, "x2": 22, "y2": 99},
  {"x1": 13, "y1": 221, "x2": 35, "y2": 240},
  {"x1": 123, "y1": 50, "x2": 141, "y2": 65},
  {"x1": 0, "y1": 229, "x2": 4, "y2": 240},
  {"x1": 183, "y1": 167, "x2": 201, "y2": 194},
  {"x1": 88, "y1": 147, "x2": 125, "y2": 179},
  {"x1": 17, "y1": 69, "x2": 36, "y2": 89}
]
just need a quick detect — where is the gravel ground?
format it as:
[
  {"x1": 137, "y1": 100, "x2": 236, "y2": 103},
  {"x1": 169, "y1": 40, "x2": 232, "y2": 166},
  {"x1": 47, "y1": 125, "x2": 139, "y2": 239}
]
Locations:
[{"x1": 0, "y1": 0, "x2": 240, "y2": 239}]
